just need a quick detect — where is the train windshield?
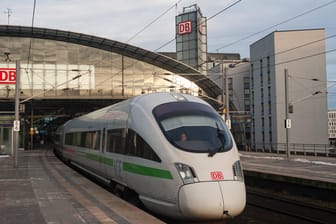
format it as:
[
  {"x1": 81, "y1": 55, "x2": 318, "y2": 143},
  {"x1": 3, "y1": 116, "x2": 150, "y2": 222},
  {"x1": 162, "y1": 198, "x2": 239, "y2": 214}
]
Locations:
[{"x1": 153, "y1": 101, "x2": 233, "y2": 154}]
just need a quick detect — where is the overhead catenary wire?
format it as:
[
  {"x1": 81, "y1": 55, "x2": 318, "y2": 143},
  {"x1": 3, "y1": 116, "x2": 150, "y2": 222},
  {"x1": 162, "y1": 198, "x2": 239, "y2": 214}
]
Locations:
[
  {"x1": 97, "y1": 1, "x2": 243, "y2": 87},
  {"x1": 154, "y1": 0, "x2": 242, "y2": 52},
  {"x1": 25, "y1": 0, "x2": 37, "y2": 95},
  {"x1": 215, "y1": 0, "x2": 336, "y2": 51},
  {"x1": 208, "y1": 32, "x2": 336, "y2": 79},
  {"x1": 126, "y1": 0, "x2": 183, "y2": 44}
]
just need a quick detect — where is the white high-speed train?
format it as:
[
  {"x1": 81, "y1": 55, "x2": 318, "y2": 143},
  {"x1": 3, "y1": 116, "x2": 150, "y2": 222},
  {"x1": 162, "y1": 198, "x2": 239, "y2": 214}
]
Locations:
[{"x1": 53, "y1": 92, "x2": 246, "y2": 220}]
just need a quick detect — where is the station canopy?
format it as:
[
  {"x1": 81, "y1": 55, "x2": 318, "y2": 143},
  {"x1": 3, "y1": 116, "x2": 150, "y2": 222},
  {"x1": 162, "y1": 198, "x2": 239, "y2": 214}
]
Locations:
[{"x1": 0, "y1": 25, "x2": 221, "y2": 100}]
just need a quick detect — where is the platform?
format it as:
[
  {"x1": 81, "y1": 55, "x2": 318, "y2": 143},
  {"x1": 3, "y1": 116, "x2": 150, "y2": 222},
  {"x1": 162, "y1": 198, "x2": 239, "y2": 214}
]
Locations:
[
  {"x1": 0, "y1": 149, "x2": 164, "y2": 224},
  {"x1": 240, "y1": 151, "x2": 336, "y2": 190}
]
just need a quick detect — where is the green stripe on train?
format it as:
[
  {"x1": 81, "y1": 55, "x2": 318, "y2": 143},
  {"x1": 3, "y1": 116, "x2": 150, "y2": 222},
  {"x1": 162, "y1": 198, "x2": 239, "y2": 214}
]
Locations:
[
  {"x1": 78, "y1": 151, "x2": 114, "y2": 166},
  {"x1": 123, "y1": 162, "x2": 173, "y2": 179},
  {"x1": 78, "y1": 151, "x2": 172, "y2": 179}
]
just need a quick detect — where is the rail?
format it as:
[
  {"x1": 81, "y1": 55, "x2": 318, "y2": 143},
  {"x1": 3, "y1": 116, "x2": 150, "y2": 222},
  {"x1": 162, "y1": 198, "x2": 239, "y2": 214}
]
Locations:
[{"x1": 247, "y1": 189, "x2": 336, "y2": 224}]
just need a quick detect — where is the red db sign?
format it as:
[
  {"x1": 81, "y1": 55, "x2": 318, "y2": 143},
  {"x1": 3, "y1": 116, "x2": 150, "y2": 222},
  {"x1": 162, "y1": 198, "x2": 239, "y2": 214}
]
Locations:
[
  {"x1": 0, "y1": 68, "x2": 16, "y2": 84},
  {"x1": 210, "y1": 171, "x2": 224, "y2": 180},
  {"x1": 178, "y1": 20, "x2": 192, "y2": 35}
]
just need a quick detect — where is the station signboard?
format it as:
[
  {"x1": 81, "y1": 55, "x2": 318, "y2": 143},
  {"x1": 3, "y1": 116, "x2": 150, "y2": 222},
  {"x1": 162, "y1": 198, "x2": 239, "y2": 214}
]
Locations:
[
  {"x1": 178, "y1": 20, "x2": 192, "y2": 35},
  {"x1": 0, "y1": 68, "x2": 16, "y2": 85}
]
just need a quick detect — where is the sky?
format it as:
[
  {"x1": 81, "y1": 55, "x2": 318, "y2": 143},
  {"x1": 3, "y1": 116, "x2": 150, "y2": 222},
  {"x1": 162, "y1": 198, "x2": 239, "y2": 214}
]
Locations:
[{"x1": 1, "y1": 0, "x2": 336, "y2": 108}]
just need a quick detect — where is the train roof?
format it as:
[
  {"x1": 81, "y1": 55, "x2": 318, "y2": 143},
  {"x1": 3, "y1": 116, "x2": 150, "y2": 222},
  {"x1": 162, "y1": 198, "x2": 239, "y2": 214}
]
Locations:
[{"x1": 62, "y1": 92, "x2": 211, "y2": 131}]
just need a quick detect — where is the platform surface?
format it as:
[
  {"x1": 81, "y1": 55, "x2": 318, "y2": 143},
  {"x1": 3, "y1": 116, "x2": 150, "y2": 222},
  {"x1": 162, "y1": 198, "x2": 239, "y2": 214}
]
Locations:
[
  {"x1": 240, "y1": 151, "x2": 336, "y2": 186},
  {"x1": 0, "y1": 149, "x2": 164, "y2": 224}
]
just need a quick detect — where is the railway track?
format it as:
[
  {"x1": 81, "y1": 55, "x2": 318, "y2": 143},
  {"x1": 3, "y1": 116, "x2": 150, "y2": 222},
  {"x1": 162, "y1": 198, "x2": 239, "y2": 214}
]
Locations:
[
  {"x1": 247, "y1": 189, "x2": 336, "y2": 224},
  {"x1": 50, "y1": 148, "x2": 336, "y2": 224}
]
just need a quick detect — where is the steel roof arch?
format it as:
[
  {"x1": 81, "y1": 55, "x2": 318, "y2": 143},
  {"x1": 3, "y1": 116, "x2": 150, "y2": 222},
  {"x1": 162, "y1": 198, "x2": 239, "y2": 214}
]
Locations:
[{"x1": 0, "y1": 25, "x2": 221, "y2": 98}]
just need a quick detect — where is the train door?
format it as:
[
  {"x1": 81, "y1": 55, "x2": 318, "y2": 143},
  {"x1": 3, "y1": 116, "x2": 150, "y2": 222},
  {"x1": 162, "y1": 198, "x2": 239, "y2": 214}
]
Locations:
[
  {"x1": 103, "y1": 128, "x2": 126, "y2": 184},
  {"x1": 101, "y1": 128, "x2": 110, "y2": 178}
]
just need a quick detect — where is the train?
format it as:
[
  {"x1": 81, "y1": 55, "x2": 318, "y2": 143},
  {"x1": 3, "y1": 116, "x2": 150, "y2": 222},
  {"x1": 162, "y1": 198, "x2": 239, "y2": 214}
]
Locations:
[{"x1": 53, "y1": 92, "x2": 246, "y2": 220}]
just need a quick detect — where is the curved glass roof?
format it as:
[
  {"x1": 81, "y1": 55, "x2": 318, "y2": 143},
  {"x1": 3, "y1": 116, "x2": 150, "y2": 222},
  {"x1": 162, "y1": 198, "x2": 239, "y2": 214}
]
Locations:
[{"x1": 0, "y1": 25, "x2": 221, "y2": 98}]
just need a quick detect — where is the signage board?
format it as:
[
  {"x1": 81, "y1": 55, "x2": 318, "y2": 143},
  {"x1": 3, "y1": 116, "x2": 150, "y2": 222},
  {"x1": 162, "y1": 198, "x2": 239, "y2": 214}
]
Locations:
[
  {"x1": 210, "y1": 171, "x2": 224, "y2": 180},
  {"x1": 13, "y1": 120, "x2": 20, "y2": 132},
  {"x1": 178, "y1": 20, "x2": 192, "y2": 35},
  {"x1": 285, "y1": 119, "x2": 291, "y2": 129},
  {"x1": 0, "y1": 68, "x2": 16, "y2": 84}
]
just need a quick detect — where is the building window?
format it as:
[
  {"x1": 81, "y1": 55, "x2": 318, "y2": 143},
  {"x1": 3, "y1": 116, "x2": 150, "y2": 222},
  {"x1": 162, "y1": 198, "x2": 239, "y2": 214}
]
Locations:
[
  {"x1": 251, "y1": 64, "x2": 254, "y2": 88},
  {"x1": 260, "y1": 59, "x2": 263, "y2": 86},
  {"x1": 244, "y1": 88, "x2": 250, "y2": 98},
  {"x1": 267, "y1": 58, "x2": 271, "y2": 86}
]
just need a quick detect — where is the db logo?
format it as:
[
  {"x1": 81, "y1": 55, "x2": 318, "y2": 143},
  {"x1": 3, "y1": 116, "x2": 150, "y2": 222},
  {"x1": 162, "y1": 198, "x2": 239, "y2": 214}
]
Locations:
[
  {"x1": 178, "y1": 20, "x2": 192, "y2": 35},
  {"x1": 0, "y1": 68, "x2": 16, "y2": 84},
  {"x1": 210, "y1": 171, "x2": 224, "y2": 180}
]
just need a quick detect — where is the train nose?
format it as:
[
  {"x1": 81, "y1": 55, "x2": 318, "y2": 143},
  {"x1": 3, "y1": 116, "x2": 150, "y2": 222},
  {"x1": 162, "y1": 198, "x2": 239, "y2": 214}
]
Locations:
[{"x1": 178, "y1": 181, "x2": 246, "y2": 220}]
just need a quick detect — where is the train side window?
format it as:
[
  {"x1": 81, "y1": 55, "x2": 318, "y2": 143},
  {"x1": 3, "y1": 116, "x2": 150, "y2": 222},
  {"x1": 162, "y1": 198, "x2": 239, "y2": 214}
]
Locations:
[
  {"x1": 65, "y1": 133, "x2": 73, "y2": 145},
  {"x1": 126, "y1": 130, "x2": 136, "y2": 156},
  {"x1": 106, "y1": 129, "x2": 125, "y2": 154},
  {"x1": 126, "y1": 129, "x2": 161, "y2": 162},
  {"x1": 92, "y1": 131, "x2": 100, "y2": 150},
  {"x1": 102, "y1": 128, "x2": 106, "y2": 152},
  {"x1": 84, "y1": 131, "x2": 100, "y2": 150},
  {"x1": 73, "y1": 132, "x2": 81, "y2": 147}
]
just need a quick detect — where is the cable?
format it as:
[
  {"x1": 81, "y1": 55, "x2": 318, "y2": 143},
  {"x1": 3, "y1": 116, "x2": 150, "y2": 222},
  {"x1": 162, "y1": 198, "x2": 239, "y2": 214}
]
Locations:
[
  {"x1": 289, "y1": 75, "x2": 336, "y2": 83},
  {"x1": 209, "y1": 39, "x2": 336, "y2": 79},
  {"x1": 96, "y1": 1, "x2": 243, "y2": 86},
  {"x1": 154, "y1": 0, "x2": 242, "y2": 52},
  {"x1": 207, "y1": 0, "x2": 242, "y2": 22},
  {"x1": 215, "y1": 0, "x2": 336, "y2": 51},
  {"x1": 25, "y1": 0, "x2": 37, "y2": 95},
  {"x1": 26, "y1": 0, "x2": 37, "y2": 69},
  {"x1": 126, "y1": 0, "x2": 183, "y2": 44},
  {"x1": 275, "y1": 48, "x2": 336, "y2": 66}
]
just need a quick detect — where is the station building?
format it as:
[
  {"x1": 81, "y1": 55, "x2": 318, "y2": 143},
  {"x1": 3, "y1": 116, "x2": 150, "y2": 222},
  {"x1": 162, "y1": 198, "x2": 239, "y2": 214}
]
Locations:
[
  {"x1": 0, "y1": 25, "x2": 221, "y2": 154},
  {"x1": 250, "y1": 29, "x2": 329, "y2": 151},
  {"x1": 328, "y1": 110, "x2": 336, "y2": 145},
  {"x1": 207, "y1": 29, "x2": 329, "y2": 152}
]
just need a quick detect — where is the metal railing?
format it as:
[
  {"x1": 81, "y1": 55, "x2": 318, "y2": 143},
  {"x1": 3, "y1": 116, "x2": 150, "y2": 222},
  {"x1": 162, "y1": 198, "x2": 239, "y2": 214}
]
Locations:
[{"x1": 243, "y1": 142, "x2": 336, "y2": 157}]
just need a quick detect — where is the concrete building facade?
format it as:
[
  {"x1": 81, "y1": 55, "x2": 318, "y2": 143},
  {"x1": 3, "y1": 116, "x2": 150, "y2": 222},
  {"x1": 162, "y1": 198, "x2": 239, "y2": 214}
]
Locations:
[
  {"x1": 250, "y1": 29, "x2": 328, "y2": 151},
  {"x1": 328, "y1": 110, "x2": 336, "y2": 145},
  {"x1": 208, "y1": 60, "x2": 251, "y2": 149}
]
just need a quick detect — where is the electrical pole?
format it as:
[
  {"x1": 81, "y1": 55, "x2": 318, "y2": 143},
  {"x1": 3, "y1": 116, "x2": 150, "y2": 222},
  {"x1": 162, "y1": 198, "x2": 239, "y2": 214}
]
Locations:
[
  {"x1": 221, "y1": 65, "x2": 231, "y2": 129},
  {"x1": 4, "y1": 8, "x2": 12, "y2": 25},
  {"x1": 121, "y1": 56, "x2": 124, "y2": 96},
  {"x1": 13, "y1": 61, "x2": 20, "y2": 168},
  {"x1": 225, "y1": 66, "x2": 231, "y2": 129},
  {"x1": 284, "y1": 69, "x2": 290, "y2": 158}
]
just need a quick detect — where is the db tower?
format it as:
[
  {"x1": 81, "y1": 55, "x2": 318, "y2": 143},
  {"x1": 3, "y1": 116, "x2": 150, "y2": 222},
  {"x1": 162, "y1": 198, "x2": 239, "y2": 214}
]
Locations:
[{"x1": 176, "y1": 4, "x2": 207, "y2": 74}]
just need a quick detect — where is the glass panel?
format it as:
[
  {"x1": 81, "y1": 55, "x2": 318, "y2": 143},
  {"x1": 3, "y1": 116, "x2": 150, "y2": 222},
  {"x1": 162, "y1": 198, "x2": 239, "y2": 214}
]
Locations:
[
  {"x1": 45, "y1": 64, "x2": 56, "y2": 90},
  {"x1": 0, "y1": 128, "x2": 12, "y2": 155},
  {"x1": 56, "y1": 64, "x2": 67, "y2": 89},
  {"x1": 153, "y1": 102, "x2": 232, "y2": 153}
]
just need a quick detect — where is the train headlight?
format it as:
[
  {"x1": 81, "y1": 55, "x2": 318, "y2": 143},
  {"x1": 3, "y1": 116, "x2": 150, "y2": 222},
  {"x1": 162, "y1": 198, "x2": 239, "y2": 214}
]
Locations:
[
  {"x1": 232, "y1": 160, "x2": 244, "y2": 182},
  {"x1": 175, "y1": 163, "x2": 198, "y2": 184}
]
